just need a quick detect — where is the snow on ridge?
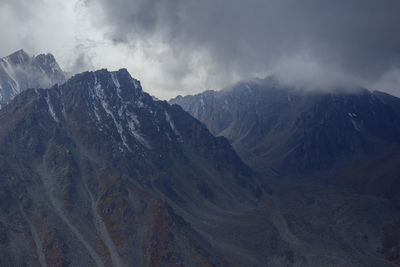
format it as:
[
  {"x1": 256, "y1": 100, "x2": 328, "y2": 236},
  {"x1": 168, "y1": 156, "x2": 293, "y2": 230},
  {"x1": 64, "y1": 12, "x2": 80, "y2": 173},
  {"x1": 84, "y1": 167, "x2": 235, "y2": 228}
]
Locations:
[
  {"x1": 128, "y1": 119, "x2": 150, "y2": 149},
  {"x1": 89, "y1": 72, "x2": 151, "y2": 151},
  {"x1": 200, "y1": 97, "x2": 205, "y2": 108},
  {"x1": 45, "y1": 92, "x2": 59, "y2": 123},
  {"x1": 111, "y1": 72, "x2": 120, "y2": 89},
  {"x1": 348, "y1": 112, "x2": 357, "y2": 118},
  {"x1": 131, "y1": 78, "x2": 140, "y2": 89},
  {"x1": 165, "y1": 111, "x2": 180, "y2": 137},
  {"x1": 92, "y1": 75, "x2": 131, "y2": 151},
  {"x1": 350, "y1": 119, "x2": 361, "y2": 132}
]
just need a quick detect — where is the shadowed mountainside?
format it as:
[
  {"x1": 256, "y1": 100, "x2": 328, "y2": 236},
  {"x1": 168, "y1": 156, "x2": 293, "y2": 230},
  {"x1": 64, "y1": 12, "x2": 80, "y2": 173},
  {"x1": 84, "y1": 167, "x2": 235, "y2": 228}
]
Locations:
[
  {"x1": 0, "y1": 70, "x2": 399, "y2": 266},
  {"x1": 170, "y1": 78, "x2": 400, "y2": 203}
]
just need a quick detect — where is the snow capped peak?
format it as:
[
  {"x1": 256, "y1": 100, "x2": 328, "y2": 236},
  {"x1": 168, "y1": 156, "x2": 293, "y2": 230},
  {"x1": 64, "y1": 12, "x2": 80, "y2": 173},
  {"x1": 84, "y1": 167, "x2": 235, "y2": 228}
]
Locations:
[
  {"x1": 0, "y1": 49, "x2": 66, "y2": 108},
  {"x1": 84, "y1": 69, "x2": 143, "y2": 98},
  {"x1": 72, "y1": 69, "x2": 152, "y2": 152}
]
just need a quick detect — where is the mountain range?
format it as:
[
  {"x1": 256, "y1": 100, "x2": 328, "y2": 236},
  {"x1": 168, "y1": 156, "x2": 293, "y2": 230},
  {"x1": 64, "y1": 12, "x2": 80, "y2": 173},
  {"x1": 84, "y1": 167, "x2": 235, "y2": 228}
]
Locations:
[
  {"x1": 170, "y1": 78, "x2": 400, "y2": 204},
  {"x1": 0, "y1": 50, "x2": 399, "y2": 266}
]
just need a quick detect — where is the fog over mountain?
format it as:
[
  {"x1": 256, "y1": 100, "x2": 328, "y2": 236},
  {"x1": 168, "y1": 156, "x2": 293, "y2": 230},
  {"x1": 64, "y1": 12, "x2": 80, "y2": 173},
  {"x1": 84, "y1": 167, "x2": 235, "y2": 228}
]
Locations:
[
  {"x1": 1, "y1": 0, "x2": 400, "y2": 98},
  {"x1": 171, "y1": 77, "x2": 400, "y2": 204},
  {"x1": 0, "y1": 49, "x2": 66, "y2": 108}
]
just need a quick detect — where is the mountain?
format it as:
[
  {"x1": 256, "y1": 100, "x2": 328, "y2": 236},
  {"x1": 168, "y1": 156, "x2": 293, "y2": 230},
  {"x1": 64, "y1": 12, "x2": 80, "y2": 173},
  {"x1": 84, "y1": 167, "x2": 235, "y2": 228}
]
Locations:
[
  {"x1": 0, "y1": 68, "x2": 261, "y2": 266},
  {"x1": 170, "y1": 78, "x2": 400, "y2": 203},
  {"x1": 0, "y1": 49, "x2": 66, "y2": 108},
  {"x1": 0, "y1": 69, "x2": 399, "y2": 266}
]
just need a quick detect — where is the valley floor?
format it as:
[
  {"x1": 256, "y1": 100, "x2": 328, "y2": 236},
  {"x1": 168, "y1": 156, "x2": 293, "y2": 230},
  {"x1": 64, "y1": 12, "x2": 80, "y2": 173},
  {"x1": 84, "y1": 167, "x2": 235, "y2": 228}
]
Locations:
[{"x1": 179, "y1": 175, "x2": 400, "y2": 266}]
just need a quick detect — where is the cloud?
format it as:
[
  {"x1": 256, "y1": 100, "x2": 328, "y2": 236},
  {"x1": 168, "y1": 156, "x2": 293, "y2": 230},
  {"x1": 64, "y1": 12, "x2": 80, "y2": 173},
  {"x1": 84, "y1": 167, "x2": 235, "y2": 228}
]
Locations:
[
  {"x1": 0, "y1": 0, "x2": 97, "y2": 75},
  {"x1": 372, "y1": 69, "x2": 400, "y2": 97},
  {"x1": 83, "y1": 0, "x2": 400, "y2": 97},
  {"x1": 1, "y1": 0, "x2": 400, "y2": 98}
]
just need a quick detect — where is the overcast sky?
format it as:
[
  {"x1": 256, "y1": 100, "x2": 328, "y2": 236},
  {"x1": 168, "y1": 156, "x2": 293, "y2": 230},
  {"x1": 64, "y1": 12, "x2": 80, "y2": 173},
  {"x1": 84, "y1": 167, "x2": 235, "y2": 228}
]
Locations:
[{"x1": 1, "y1": 0, "x2": 399, "y2": 99}]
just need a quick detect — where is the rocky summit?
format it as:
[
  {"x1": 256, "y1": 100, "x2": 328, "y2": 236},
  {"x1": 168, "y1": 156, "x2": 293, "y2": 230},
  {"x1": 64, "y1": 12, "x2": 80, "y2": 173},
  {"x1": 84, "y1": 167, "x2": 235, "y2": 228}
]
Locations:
[
  {"x1": 0, "y1": 69, "x2": 399, "y2": 266},
  {"x1": 0, "y1": 49, "x2": 66, "y2": 108}
]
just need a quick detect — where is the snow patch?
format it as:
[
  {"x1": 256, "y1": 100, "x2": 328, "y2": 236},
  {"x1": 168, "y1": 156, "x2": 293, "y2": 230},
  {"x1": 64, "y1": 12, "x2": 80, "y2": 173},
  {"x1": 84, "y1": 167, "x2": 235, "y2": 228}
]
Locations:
[
  {"x1": 132, "y1": 79, "x2": 140, "y2": 89},
  {"x1": 350, "y1": 119, "x2": 361, "y2": 132},
  {"x1": 127, "y1": 112, "x2": 151, "y2": 149},
  {"x1": 200, "y1": 97, "x2": 205, "y2": 109},
  {"x1": 45, "y1": 92, "x2": 59, "y2": 123},
  {"x1": 92, "y1": 76, "x2": 131, "y2": 151},
  {"x1": 90, "y1": 72, "x2": 151, "y2": 151},
  {"x1": 111, "y1": 72, "x2": 120, "y2": 88},
  {"x1": 165, "y1": 111, "x2": 180, "y2": 137},
  {"x1": 136, "y1": 98, "x2": 144, "y2": 108},
  {"x1": 61, "y1": 100, "x2": 67, "y2": 119},
  {"x1": 348, "y1": 112, "x2": 357, "y2": 118}
]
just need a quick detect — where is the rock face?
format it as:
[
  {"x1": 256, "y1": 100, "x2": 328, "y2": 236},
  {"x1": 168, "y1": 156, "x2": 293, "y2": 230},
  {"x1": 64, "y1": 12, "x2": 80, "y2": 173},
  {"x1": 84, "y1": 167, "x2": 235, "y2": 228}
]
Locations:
[
  {"x1": 170, "y1": 78, "x2": 400, "y2": 202},
  {"x1": 0, "y1": 49, "x2": 66, "y2": 108},
  {"x1": 0, "y1": 68, "x2": 258, "y2": 266},
  {"x1": 0, "y1": 69, "x2": 399, "y2": 266}
]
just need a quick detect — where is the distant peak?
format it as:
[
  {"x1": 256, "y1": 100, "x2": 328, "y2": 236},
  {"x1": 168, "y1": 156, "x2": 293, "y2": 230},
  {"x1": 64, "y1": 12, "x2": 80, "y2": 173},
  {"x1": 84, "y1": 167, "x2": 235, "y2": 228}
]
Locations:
[
  {"x1": 5, "y1": 49, "x2": 31, "y2": 64},
  {"x1": 92, "y1": 68, "x2": 131, "y2": 77},
  {"x1": 33, "y1": 53, "x2": 59, "y2": 67},
  {"x1": 10, "y1": 49, "x2": 28, "y2": 56},
  {"x1": 34, "y1": 53, "x2": 56, "y2": 60},
  {"x1": 116, "y1": 68, "x2": 129, "y2": 74}
]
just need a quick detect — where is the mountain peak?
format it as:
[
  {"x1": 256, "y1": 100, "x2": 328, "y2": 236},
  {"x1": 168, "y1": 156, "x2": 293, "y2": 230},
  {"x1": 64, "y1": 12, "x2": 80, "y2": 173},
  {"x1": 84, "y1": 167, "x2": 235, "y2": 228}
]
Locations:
[
  {"x1": 9, "y1": 48, "x2": 28, "y2": 56},
  {"x1": 34, "y1": 53, "x2": 57, "y2": 64},
  {"x1": 0, "y1": 63, "x2": 262, "y2": 266},
  {"x1": 68, "y1": 68, "x2": 142, "y2": 96},
  {"x1": 0, "y1": 50, "x2": 66, "y2": 108},
  {"x1": 54, "y1": 68, "x2": 154, "y2": 152},
  {"x1": 5, "y1": 49, "x2": 31, "y2": 65}
]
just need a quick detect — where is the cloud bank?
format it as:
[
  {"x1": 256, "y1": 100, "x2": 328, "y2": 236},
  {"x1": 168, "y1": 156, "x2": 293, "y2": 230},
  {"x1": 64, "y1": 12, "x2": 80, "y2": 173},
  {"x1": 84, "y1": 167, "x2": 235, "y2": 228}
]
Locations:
[
  {"x1": 1, "y1": 0, "x2": 400, "y2": 98},
  {"x1": 82, "y1": 0, "x2": 400, "y2": 97}
]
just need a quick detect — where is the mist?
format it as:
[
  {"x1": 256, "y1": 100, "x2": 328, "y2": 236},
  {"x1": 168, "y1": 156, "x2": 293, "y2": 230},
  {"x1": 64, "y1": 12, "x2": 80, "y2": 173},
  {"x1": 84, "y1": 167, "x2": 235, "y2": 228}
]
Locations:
[{"x1": 1, "y1": 0, "x2": 400, "y2": 98}]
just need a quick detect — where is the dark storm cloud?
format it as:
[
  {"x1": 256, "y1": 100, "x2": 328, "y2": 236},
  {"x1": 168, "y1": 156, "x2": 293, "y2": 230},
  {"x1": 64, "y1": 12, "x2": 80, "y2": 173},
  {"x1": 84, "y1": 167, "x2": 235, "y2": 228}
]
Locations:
[{"x1": 85, "y1": 0, "x2": 400, "y2": 94}]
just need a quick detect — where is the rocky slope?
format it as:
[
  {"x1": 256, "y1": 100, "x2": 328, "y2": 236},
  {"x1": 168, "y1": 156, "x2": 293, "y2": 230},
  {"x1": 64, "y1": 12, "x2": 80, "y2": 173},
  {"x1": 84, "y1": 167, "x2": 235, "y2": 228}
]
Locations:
[
  {"x1": 170, "y1": 78, "x2": 400, "y2": 203},
  {"x1": 0, "y1": 69, "x2": 399, "y2": 266},
  {"x1": 0, "y1": 68, "x2": 260, "y2": 266},
  {"x1": 0, "y1": 49, "x2": 66, "y2": 108}
]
